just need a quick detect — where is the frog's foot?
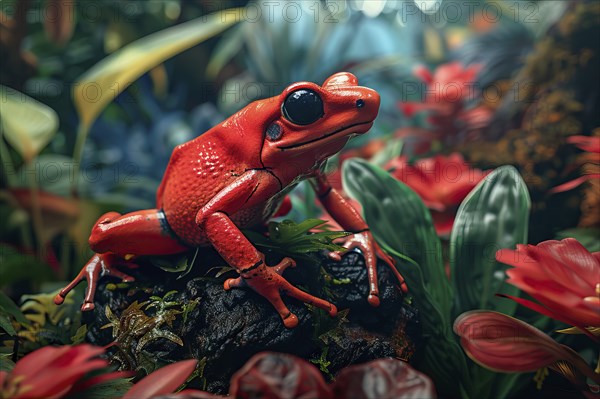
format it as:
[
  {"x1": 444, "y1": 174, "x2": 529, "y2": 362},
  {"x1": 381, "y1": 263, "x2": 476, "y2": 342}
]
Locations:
[
  {"x1": 54, "y1": 253, "x2": 136, "y2": 311},
  {"x1": 224, "y1": 257, "x2": 337, "y2": 328},
  {"x1": 329, "y1": 230, "x2": 408, "y2": 307}
]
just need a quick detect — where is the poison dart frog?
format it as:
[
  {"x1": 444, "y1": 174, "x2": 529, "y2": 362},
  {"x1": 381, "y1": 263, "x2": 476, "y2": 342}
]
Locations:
[{"x1": 54, "y1": 72, "x2": 408, "y2": 328}]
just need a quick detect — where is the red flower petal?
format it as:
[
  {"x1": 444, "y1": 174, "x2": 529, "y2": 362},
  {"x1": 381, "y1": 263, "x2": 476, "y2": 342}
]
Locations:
[
  {"x1": 497, "y1": 294, "x2": 598, "y2": 342},
  {"x1": 454, "y1": 311, "x2": 575, "y2": 372},
  {"x1": 123, "y1": 359, "x2": 198, "y2": 399},
  {"x1": 413, "y1": 65, "x2": 433, "y2": 84},
  {"x1": 550, "y1": 174, "x2": 600, "y2": 193},
  {"x1": 566, "y1": 135, "x2": 600, "y2": 153}
]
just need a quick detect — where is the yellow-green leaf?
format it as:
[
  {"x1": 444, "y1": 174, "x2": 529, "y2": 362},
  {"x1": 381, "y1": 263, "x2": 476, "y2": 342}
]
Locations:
[
  {"x1": 0, "y1": 85, "x2": 59, "y2": 163},
  {"x1": 73, "y1": 8, "x2": 242, "y2": 131},
  {"x1": 556, "y1": 326, "x2": 600, "y2": 336}
]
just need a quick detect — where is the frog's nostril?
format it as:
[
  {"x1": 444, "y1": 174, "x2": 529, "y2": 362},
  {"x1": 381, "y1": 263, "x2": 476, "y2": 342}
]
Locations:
[{"x1": 356, "y1": 99, "x2": 365, "y2": 108}]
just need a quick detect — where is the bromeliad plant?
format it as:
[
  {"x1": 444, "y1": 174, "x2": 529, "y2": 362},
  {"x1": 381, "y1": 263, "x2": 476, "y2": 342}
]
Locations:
[
  {"x1": 342, "y1": 158, "x2": 572, "y2": 398},
  {"x1": 344, "y1": 157, "x2": 599, "y2": 397}
]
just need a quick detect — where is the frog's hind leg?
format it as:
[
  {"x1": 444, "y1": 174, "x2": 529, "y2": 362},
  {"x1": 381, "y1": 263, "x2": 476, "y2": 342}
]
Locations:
[{"x1": 54, "y1": 209, "x2": 189, "y2": 311}]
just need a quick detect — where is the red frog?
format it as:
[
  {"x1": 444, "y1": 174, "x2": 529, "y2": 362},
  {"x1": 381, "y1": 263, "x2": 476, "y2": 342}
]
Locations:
[{"x1": 54, "y1": 72, "x2": 407, "y2": 328}]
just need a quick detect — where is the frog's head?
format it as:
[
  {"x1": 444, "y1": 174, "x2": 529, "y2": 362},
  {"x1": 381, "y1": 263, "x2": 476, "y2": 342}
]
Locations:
[{"x1": 259, "y1": 72, "x2": 380, "y2": 177}]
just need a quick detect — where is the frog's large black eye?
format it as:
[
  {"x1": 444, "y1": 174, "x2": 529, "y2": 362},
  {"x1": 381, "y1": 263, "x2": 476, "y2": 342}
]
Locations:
[{"x1": 282, "y1": 89, "x2": 324, "y2": 125}]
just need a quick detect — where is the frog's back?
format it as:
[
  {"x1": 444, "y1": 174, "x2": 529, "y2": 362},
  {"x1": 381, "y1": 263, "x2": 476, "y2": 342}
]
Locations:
[{"x1": 157, "y1": 109, "x2": 284, "y2": 246}]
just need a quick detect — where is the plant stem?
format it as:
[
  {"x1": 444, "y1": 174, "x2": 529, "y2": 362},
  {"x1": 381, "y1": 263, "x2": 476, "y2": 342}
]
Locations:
[
  {"x1": 26, "y1": 160, "x2": 45, "y2": 259},
  {"x1": 0, "y1": 132, "x2": 17, "y2": 186},
  {"x1": 70, "y1": 123, "x2": 89, "y2": 198}
]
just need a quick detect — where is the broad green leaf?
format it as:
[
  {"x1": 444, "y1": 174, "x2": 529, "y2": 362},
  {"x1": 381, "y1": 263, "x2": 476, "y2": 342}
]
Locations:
[
  {"x1": 72, "y1": 8, "x2": 241, "y2": 134},
  {"x1": 387, "y1": 248, "x2": 471, "y2": 398},
  {"x1": 0, "y1": 85, "x2": 59, "y2": 163},
  {"x1": 342, "y1": 159, "x2": 468, "y2": 397},
  {"x1": 342, "y1": 159, "x2": 451, "y2": 316},
  {"x1": 450, "y1": 166, "x2": 530, "y2": 317}
]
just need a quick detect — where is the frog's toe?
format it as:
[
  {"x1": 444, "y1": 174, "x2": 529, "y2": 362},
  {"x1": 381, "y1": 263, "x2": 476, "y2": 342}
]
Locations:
[
  {"x1": 273, "y1": 257, "x2": 296, "y2": 275},
  {"x1": 224, "y1": 276, "x2": 245, "y2": 290}
]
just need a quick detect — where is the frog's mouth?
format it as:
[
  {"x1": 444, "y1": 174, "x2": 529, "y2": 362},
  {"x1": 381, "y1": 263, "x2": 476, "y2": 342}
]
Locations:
[{"x1": 277, "y1": 121, "x2": 373, "y2": 150}]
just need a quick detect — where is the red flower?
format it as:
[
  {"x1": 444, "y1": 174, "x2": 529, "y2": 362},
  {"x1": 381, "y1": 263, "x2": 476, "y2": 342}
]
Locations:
[
  {"x1": 496, "y1": 238, "x2": 600, "y2": 332},
  {"x1": 454, "y1": 311, "x2": 599, "y2": 380},
  {"x1": 551, "y1": 135, "x2": 600, "y2": 193},
  {"x1": 387, "y1": 153, "x2": 490, "y2": 235},
  {"x1": 0, "y1": 344, "x2": 126, "y2": 399},
  {"x1": 397, "y1": 62, "x2": 492, "y2": 153}
]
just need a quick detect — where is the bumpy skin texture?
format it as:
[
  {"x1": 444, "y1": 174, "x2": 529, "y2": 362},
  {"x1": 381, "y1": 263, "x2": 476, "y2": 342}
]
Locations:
[{"x1": 54, "y1": 72, "x2": 407, "y2": 327}]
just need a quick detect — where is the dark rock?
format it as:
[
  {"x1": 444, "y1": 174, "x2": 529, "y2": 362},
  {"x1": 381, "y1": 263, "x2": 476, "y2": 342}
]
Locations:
[{"x1": 84, "y1": 248, "x2": 421, "y2": 395}]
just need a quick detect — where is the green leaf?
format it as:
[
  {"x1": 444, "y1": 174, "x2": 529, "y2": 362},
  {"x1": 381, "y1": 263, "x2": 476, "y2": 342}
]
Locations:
[
  {"x1": 450, "y1": 166, "x2": 530, "y2": 317},
  {"x1": 245, "y1": 219, "x2": 349, "y2": 257},
  {"x1": 342, "y1": 159, "x2": 468, "y2": 397},
  {"x1": 206, "y1": 24, "x2": 245, "y2": 79},
  {"x1": 555, "y1": 228, "x2": 600, "y2": 252},
  {"x1": 370, "y1": 138, "x2": 404, "y2": 167},
  {"x1": 342, "y1": 159, "x2": 451, "y2": 315},
  {"x1": 0, "y1": 85, "x2": 59, "y2": 163},
  {"x1": 72, "y1": 8, "x2": 242, "y2": 164},
  {"x1": 69, "y1": 378, "x2": 134, "y2": 399},
  {"x1": 0, "y1": 290, "x2": 28, "y2": 325},
  {"x1": 148, "y1": 252, "x2": 193, "y2": 274},
  {"x1": 0, "y1": 314, "x2": 16, "y2": 335}
]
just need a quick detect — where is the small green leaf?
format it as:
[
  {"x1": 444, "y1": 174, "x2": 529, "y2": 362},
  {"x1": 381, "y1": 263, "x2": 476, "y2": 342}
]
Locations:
[
  {"x1": 0, "y1": 314, "x2": 16, "y2": 335},
  {"x1": 70, "y1": 378, "x2": 134, "y2": 399},
  {"x1": 148, "y1": 252, "x2": 191, "y2": 274},
  {"x1": 71, "y1": 324, "x2": 88, "y2": 344},
  {"x1": 0, "y1": 289, "x2": 28, "y2": 325},
  {"x1": 0, "y1": 85, "x2": 59, "y2": 163},
  {"x1": 450, "y1": 166, "x2": 530, "y2": 317},
  {"x1": 245, "y1": 219, "x2": 348, "y2": 257}
]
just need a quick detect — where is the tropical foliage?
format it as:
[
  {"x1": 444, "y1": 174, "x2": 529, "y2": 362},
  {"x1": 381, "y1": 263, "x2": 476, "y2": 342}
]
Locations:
[{"x1": 1, "y1": 1, "x2": 598, "y2": 398}]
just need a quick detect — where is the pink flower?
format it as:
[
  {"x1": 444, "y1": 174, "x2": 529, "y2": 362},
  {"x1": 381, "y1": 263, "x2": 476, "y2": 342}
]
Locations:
[
  {"x1": 387, "y1": 153, "x2": 490, "y2": 235},
  {"x1": 454, "y1": 311, "x2": 598, "y2": 378},
  {"x1": 496, "y1": 238, "x2": 600, "y2": 331},
  {"x1": 0, "y1": 345, "x2": 127, "y2": 399}
]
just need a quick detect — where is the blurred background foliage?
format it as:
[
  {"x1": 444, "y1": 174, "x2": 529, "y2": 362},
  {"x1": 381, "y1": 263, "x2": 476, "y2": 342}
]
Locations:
[{"x1": 0, "y1": 0, "x2": 599, "y2": 398}]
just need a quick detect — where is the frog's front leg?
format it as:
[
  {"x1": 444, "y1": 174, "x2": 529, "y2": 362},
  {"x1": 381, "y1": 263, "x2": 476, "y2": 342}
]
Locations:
[
  {"x1": 196, "y1": 170, "x2": 337, "y2": 328},
  {"x1": 311, "y1": 172, "x2": 408, "y2": 306}
]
